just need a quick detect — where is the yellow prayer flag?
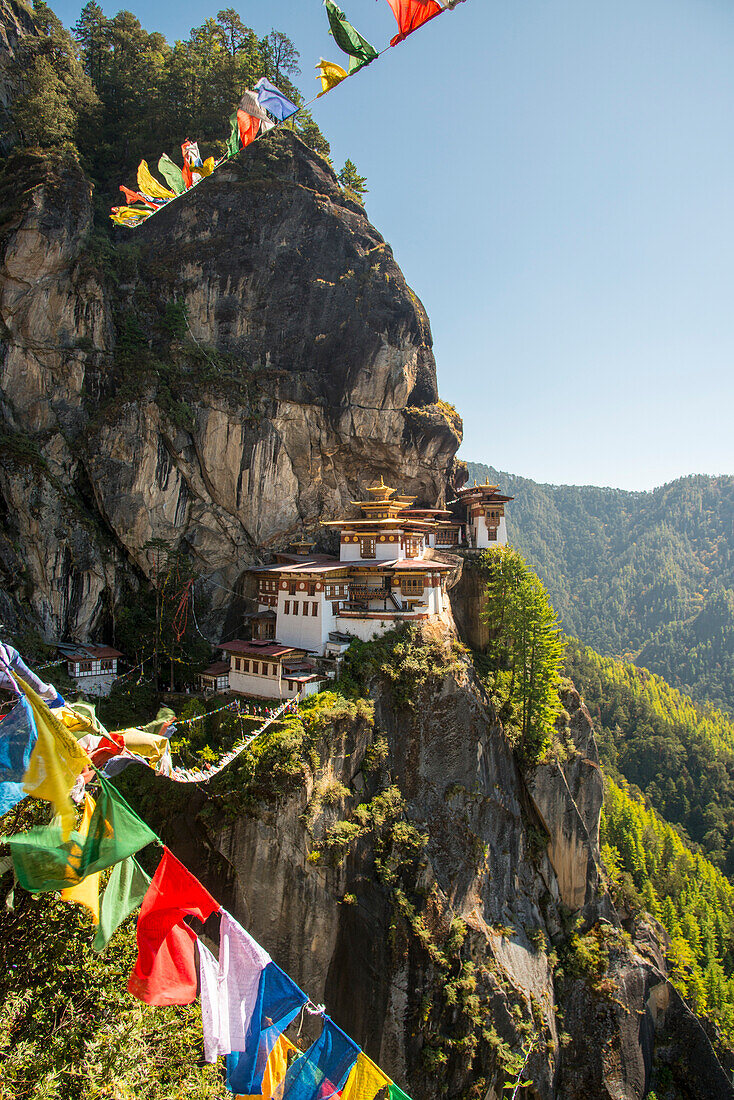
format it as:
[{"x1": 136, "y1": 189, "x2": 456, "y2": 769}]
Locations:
[
  {"x1": 201, "y1": 156, "x2": 216, "y2": 176},
  {"x1": 341, "y1": 1052, "x2": 391, "y2": 1100},
  {"x1": 137, "y1": 160, "x2": 176, "y2": 200},
  {"x1": 236, "y1": 1034, "x2": 299, "y2": 1100},
  {"x1": 316, "y1": 58, "x2": 348, "y2": 97},
  {"x1": 111, "y1": 727, "x2": 169, "y2": 765},
  {"x1": 21, "y1": 682, "x2": 90, "y2": 839},
  {"x1": 60, "y1": 793, "x2": 100, "y2": 921},
  {"x1": 109, "y1": 206, "x2": 152, "y2": 226}
]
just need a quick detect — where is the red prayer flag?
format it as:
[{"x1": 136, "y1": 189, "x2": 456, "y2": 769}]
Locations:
[
  {"x1": 237, "y1": 109, "x2": 261, "y2": 149},
  {"x1": 384, "y1": 0, "x2": 442, "y2": 45},
  {"x1": 127, "y1": 846, "x2": 219, "y2": 1006},
  {"x1": 119, "y1": 185, "x2": 157, "y2": 209}
]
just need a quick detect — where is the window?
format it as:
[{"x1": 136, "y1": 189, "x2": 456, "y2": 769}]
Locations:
[
  {"x1": 287, "y1": 680, "x2": 294, "y2": 690},
  {"x1": 311, "y1": 602, "x2": 318, "y2": 617},
  {"x1": 291, "y1": 601, "x2": 297, "y2": 615},
  {"x1": 308, "y1": 582, "x2": 317, "y2": 596},
  {"x1": 242, "y1": 660, "x2": 250, "y2": 672},
  {"x1": 401, "y1": 576, "x2": 424, "y2": 596},
  {"x1": 284, "y1": 600, "x2": 290, "y2": 614},
  {"x1": 332, "y1": 602, "x2": 340, "y2": 616},
  {"x1": 252, "y1": 661, "x2": 259, "y2": 675},
  {"x1": 488, "y1": 529, "x2": 497, "y2": 541},
  {"x1": 360, "y1": 537, "x2": 376, "y2": 559},
  {"x1": 289, "y1": 581, "x2": 297, "y2": 595}
]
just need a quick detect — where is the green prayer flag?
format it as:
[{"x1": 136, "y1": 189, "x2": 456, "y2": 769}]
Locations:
[
  {"x1": 93, "y1": 856, "x2": 150, "y2": 953},
  {"x1": 325, "y1": 0, "x2": 378, "y2": 73},
  {"x1": 388, "y1": 1086, "x2": 412, "y2": 1100},
  {"x1": 158, "y1": 155, "x2": 185, "y2": 195},
  {"x1": 9, "y1": 776, "x2": 156, "y2": 893},
  {"x1": 226, "y1": 112, "x2": 240, "y2": 157}
]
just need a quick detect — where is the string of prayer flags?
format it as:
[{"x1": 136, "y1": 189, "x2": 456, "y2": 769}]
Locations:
[
  {"x1": 0, "y1": 695, "x2": 38, "y2": 816},
  {"x1": 9, "y1": 773, "x2": 156, "y2": 893},
  {"x1": 199, "y1": 909, "x2": 272, "y2": 1062},
  {"x1": 324, "y1": 1, "x2": 378, "y2": 73},
  {"x1": 316, "y1": 59, "x2": 349, "y2": 97},
  {"x1": 127, "y1": 846, "x2": 218, "y2": 1006},
  {"x1": 19, "y1": 680, "x2": 90, "y2": 838},
  {"x1": 158, "y1": 153, "x2": 186, "y2": 195},
  {"x1": 279, "y1": 1017, "x2": 360, "y2": 1100},
  {"x1": 93, "y1": 855, "x2": 151, "y2": 953},
  {"x1": 225, "y1": 962, "x2": 309, "y2": 1096},
  {"x1": 254, "y1": 77, "x2": 298, "y2": 121},
  {"x1": 384, "y1": 0, "x2": 442, "y2": 45},
  {"x1": 110, "y1": 205, "x2": 153, "y2": 227},
  {"x1": 341, "y1": 1052, "x2": 392, "y2": 1100}
]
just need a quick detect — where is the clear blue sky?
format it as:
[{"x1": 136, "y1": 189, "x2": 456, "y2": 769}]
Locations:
[{"x1": 54, "y1": 0, "x2": 734, "y2": 489}]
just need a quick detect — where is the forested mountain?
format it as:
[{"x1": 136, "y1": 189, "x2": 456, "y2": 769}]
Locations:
[
  {"x1": 565, "y1": 639, "x2": 734, "y2": 875},
  {"x1": 467, "y1": 463, "x2": 734, "y2": 710}
]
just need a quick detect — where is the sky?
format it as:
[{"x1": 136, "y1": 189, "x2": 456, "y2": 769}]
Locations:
[{"x1": 52, "y1": 0, "x2": 734, "y2": 489}]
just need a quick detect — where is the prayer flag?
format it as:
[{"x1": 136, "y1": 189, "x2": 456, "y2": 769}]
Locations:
[
  {"x1": 388, "y1": 1086, "x2": 412, "y2": 1100},
  {"x1": 9, "y1": 774, "x2": 156, "y2": 893},
  {"x1": 119, "y1": 185, "x2": 158, "y2": 209},
  {"x1": 199, "y1": 909, "x2": 271, "y2": 1062},
  {"x1": 279, "y1": 1017, "x2": 359, "y2": 1100},
  {"x1": 254, "y1": 77, "x2": 299, "y2": 121},
  {"x1": 158, "y1": 154, "x2": 186, "y2": 195},
  {"x1": 316, "y1": 59, "x2": 348, "y2": 97},
  {"x1": 93, "y1": 856, "x2": 151, "y2": 953},
  {"x1": 324, "y1": 2, "x2": 378, "y2": 73},
  {"x1": 127, "y1": 846, "x2": 219, "y2": 1006},
  {"x1": 110, "y1": 207, "x2": 152, "y2": 227},
  {"x1": 182, "y1": 140, "x2": 203, "y2": 188},
  {"x1": 237, "y1": 109, "x2": 261, "y2": 150},
  {"x1": 227, "y1": 112, "x2": 241, "y2": 157},
  {"x1": 237, "y1": 1033, "x2": 299, "y2": 1099},
  {"x1": 137, "y1": 160, "x2": 175, "y2": 201},
  {"x1": 20, "y1": 680, "x2": 90, "y2": 837},
  {"x1": 239, "y1": 91, "x2": 273, "y2": 126},
  {"x1": 341, "y1": 1053, "x2": 391, "y2": 1100},
  {"x1": 0, "y1": 696, "x2": 37, "y2": 816},
  {"x1": 60, "y1": 793, "x2": 101, "y2": 921},
  {"x1": 383, "y1": 0, "x2": 442, "y2": 45},
  {"x1": 226, "y1": 962, "x2": 308, "y2": 1095}
]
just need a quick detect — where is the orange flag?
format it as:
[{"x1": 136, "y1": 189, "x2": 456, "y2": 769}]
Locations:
[{"x1": 384, "y1": 0, "x2": 442, "y2": 45}]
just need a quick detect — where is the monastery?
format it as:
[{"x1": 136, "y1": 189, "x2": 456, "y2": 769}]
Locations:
[{"x1": 215, "y1": 478, "x2": 512, "y2": 700}]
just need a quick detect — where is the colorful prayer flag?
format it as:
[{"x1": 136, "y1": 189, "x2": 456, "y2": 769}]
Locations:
[
  {"x1": 127, "y1": 846, "x2": 219, "y2": 1006},
  {"x1": 0, "y1": 695, "x2": 38, "y2": 816},
  {"x1": 237, "y1": 109, "x2": 262, "y2": 149},
  {"x1": 20, "y1": 680, "x2": 90, "y2": 837},
  {"x1": 383, "y1": 0, "x2": 442, "y2": 46},
  {"x1": 158, "y1": 154, "x2": 186, "y2": 195},
  {"x1": 279, "y1": 1017, "x2": 359, "y2": 1100},
  {"x1": 324, "y1": 1, "x2": 378, "y2": 74},
  {"x1": 60, "y1": 793, "x2": 101, "y2": 921},
  {"x1": 388, "y1": 1085, "x2": 412, "y2": 1100},
  {"x1": 9, "y1": 774, "x2": 156, "y2": 893},
  {"x1": 137, "y1": 160, "x2": 175, "y2": 201},
  {"x1": 254, "y1": 77, "x2": 299, "y2": 121},
  {"x1": 316, "y1": 59, "x2": 349, "y2": 97},
  {"x1": 341, "y1": 1053, "x2": 391, "y2": 1100},
  {"x1": 93, "y1": 856, "x2": 151, "y2": 953},
  {"x1": 226, "y1": 962, "x2": 308, "y2": 1095}
]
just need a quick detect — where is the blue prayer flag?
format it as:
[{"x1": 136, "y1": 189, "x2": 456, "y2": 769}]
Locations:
[
  {"x1": 226, "y1": 962, "x2": 308, "y2": 1095},
  {"x1": 280, "y1": 1016, "x2": 360, "y2": 1100},
  {"x1": 254, "y1": 77, "x2": 299, "y2": 122},
  {"x1": 0, "y1": 696, "x2": 38, "y2": 816}
]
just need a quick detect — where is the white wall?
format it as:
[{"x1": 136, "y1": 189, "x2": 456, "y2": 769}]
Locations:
[
  {"x1": 229, "y1": 668, "x2": 285, "y2": 699},
  {"x1": 275, "y1": 592, "x2": 335, "y2": 654},
  {"x1": 475, "y1": 514, "x2": 508, "y2": 549}
]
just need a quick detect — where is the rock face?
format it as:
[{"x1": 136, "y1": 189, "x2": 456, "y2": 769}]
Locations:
[
  {"x1": 139, "y1": 622, "x2": 733, "y2": 1100},
  {"x1": 0, "y1": 137, "x2": 460, "y2": 639}
]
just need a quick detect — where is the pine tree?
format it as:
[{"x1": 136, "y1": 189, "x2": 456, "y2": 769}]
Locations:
[{"x1": 338, "y1": 158, "x2": 368, "y2": 202}]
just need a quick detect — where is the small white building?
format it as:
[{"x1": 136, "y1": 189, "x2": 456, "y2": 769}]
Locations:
[
  {"x1": 199, "y1": 660, "x2": 230, "y2": 694},
  {"x1": 450, "y1": 480, "x2": 513, "y2": 549},
  {"x1": 220, "y1": 640, "x2": 326, "y2": 701},
  {"x1": 59, "y1": 644, "x2": 124, "y2": 697}
]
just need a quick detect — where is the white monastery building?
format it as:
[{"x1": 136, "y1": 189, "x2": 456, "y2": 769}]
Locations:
[{"x1": 219, "y1": 477, "x2": 512, "y2": 700}]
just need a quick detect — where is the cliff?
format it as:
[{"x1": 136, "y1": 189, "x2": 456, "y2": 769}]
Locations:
[
  {"x1": 126, "y1": 622, "x2": 732, "y2": 1100},
  {"x1": 0, "y1": 136, "x2": 461, "y2": 640}
]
